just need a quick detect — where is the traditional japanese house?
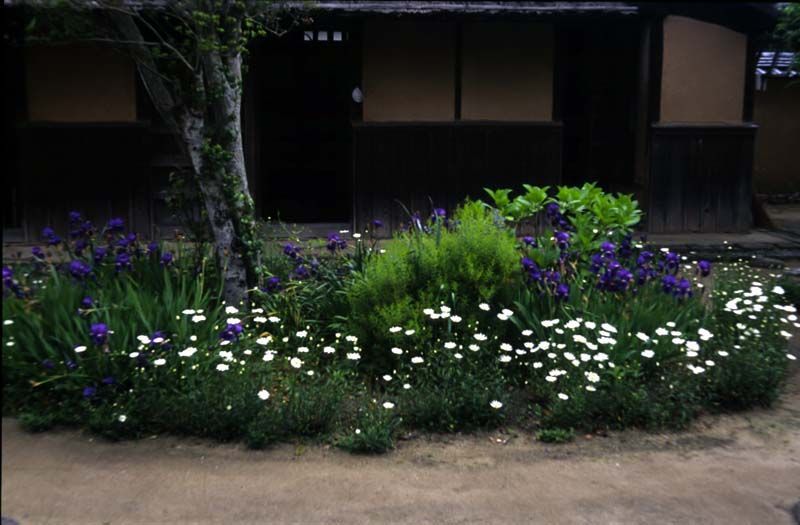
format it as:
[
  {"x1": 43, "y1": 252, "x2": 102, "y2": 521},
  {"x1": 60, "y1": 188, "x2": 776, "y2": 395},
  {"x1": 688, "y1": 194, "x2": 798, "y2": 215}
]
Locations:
[{"x1": 2, "y1": 1, "x2": 779, "y2": 242}]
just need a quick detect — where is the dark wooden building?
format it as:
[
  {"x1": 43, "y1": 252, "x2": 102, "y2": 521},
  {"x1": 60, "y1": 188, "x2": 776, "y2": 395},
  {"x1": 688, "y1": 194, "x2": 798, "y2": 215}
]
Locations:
[{"x1": 2, "y1": 2, "x2": 778, "y2": 242}]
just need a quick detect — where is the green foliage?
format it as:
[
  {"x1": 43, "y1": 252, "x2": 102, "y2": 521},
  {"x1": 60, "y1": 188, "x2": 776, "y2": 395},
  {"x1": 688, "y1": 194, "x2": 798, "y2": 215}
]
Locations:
[
  {"x1": 18, "y1": 411, "x2": 58, "y2": 433},
  {"x1": 347, "y1": 201, "x2": 520, "y2": 365},
  {"x1": 776, "y1": 3, "x2": 800, "y2": 54},
  {"x1": 482, "y1": 182, "x2": 643, "y2": 250},
  {"x1": 535, "y1": 427, "x2": 574, "y2": 443},
  {"x1": 2, "y1": 200, "x2": 795, "y2": 455},
  {"x1": 335, "y1": 404, "x2": 399, "y2": 454}
]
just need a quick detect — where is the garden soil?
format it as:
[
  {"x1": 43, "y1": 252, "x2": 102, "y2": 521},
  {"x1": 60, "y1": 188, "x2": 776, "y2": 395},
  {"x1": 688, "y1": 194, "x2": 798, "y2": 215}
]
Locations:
[{"x1": 3, "y1": 361, "x2": 800, "y2": 524}]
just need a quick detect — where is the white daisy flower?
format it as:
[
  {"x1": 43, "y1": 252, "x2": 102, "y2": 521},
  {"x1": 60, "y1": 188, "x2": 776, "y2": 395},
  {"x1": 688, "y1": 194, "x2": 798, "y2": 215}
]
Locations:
[
  {"x1": 257, "y1": 389, "x2": 270, "y2": 400},
  {"x1": 178, "y1": 347, "x2": 197, "y2": 357}
]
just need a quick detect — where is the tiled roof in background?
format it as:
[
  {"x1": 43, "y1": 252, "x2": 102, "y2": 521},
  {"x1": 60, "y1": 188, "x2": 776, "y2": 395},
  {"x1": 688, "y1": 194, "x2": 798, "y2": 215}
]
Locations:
[{"x1": 757, "y1": 51, "x2": 798, "y2": 78}]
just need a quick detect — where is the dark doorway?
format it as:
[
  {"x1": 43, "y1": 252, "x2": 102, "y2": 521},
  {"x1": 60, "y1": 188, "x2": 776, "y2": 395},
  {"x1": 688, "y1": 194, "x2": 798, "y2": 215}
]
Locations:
[
  {"x1": 559, "y1": 20, "x2": 642, "y2": 195},
  {"x1": 251, "y1": 27, "x2": 359, "y2": 223}
]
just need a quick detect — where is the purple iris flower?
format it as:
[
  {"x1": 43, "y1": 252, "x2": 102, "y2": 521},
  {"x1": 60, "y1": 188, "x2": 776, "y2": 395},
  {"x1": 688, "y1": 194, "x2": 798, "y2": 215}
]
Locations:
[
  {"x1": 74, "y1": 239, "x2": 88, "y2": 256},
  {"x1": 68, "y1": 260, "x2": 91, "y2": 280},
  {"x1": 42, "y1": 359, "x2": 55, "y2": 369},
  {"x1": 263, "y1": 276, "x2": 281, "y2": 293},
  {"x1": 589, "y1": 253, "x2": 604, "y2": 274},
  {"x1": 521, "y1": 257, "x2": 536, "y2": 272},
  {"x1": 219, "y1": 323, "x2": 243, "y2": 341},
  {"x1": 107, "y1": 217, "x2": 125, "y2": 232},
  {"x1": 102, "y1": 376, "x2": 116, "y2": 385},
  {"x1": 42, "y1": 227, "x2": 61, "y2": 246},
  {"x1": 600, "y1": 241, "x2": 616, "y2": 254},
  {"x1": 636, "y1": 251, "x2": 654, "y2": 266},
  {"x1": 661, "y1": 275, "x2": 677, "y2": 294},
  {"x1": 116, "y1": 232, "x2": 137, "y2": 249},
  {"x1": 618, "y1": 235, "x2": 633, "y2": 259},
  {"x1": 555, "y1": 283, "x2": 570, "y2": 301},
  {"x1": 66, "y1": 360, "x2": 78, "y2": 370},
  {"x1": 160, "y1": 252, "x2": 174, "y2": 266},
  {"x1": 674, "y1": 278, "x2": 692, "y2": 299},
  {"x1": 68, "y1": 211, "x2": 82, "y2": 224},
  {"x1": 664, "y1": 252, "x2": 680, "y2": 273},
  {"x1": 522, "y1": 236, "x2": 537, "y2": 247},
  {"x1": 81, "y1": 296, "x2": 94, "y2": 309},
  {"x1": 82, "y1": 386, "x2": 97, "y2": 399},
  {"x1": 115, "y1": 252, "x2": 132, "y2": 272},
  {"x1": 697, "y1": 260, "x2": 711, "y2": 277},
  {"x1": 545, "y1": 203, "x2": 560, "y2": 218},
  {"x1": 32, "y1": 246, "x2": 45, "y2": 259},
  {"x1": 544, "y1": 270, "x2": 561, "y2": 284},
  {"x1": 554, "y1": 231, "x2": 570, "y2": 250},
  {"x1": 2, "y1": 266, "x2": 13, "y2": 288},
  {"x1": 283, "y1": 243, "x2": 301, "y2": 259},
  {"x1": 372, "y1": 219, "x2": 383, "y2": 228},
  {"x1": 147, "y1": 241, "x2": 159, "y2": 254},
  {"x1": 326, "y1": 233, "x2": 347, "y2": 252},
  {"x1": 94, "y1": 246, "x2": 108, "y2": 264},
  {"x1": 292, "y1": 264, "x2": 311, "y2": 280},
  {"x1": 89, "y1": 323, "x2": 109, "y2": 345}
]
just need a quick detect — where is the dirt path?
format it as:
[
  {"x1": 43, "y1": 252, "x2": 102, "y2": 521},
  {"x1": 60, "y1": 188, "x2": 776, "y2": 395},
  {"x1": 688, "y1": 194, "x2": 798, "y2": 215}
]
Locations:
[{"x1": 3, "y1": 366, "x2": 800, "y2": 525}]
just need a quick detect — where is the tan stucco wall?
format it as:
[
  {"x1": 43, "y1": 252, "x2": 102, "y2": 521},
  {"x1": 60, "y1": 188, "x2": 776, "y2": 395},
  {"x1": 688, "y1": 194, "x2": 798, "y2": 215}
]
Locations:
[
  {"x1": 26, "y1": 45, "x2": 136, "y2": 122},
  {"x1": 363, "y1": 20, "x2": 455, "y2": 121},
  {"x1": 461, "y1": 22, "x2": 553, "y2": 121},
  {"x1": 660, "y1": 16, "x2": 746, "y2": 123},
  {"x1": 754, "y1": 79, "x2": 800, "y2": 193}
]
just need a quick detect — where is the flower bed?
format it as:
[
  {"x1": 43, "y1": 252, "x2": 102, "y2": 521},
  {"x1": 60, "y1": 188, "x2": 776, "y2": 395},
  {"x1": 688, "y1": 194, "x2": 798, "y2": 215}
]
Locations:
[{"x1": 3, "y1": 190, "x2": 798, "y2": 453}]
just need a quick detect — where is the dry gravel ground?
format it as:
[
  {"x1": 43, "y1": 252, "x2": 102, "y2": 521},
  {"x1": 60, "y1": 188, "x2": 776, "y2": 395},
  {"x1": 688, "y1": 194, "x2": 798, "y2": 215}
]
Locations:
[{"x1": 3, "y1": 363, "x2": 800, "y2": 525}]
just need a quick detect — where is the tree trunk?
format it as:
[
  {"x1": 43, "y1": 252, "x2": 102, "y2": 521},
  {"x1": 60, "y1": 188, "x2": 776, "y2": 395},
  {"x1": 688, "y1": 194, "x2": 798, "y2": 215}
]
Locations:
[
  {"x1": 180, "y1": 113, "x2": 250, "y2": 307},
  {"x1": 109, "y1": 11, "x2": 259, "y2": 306}
]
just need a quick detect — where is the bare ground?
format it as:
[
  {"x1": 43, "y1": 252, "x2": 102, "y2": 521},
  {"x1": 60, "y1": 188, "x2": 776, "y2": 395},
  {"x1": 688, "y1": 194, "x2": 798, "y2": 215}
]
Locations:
[{"x1": 3, "y1": 364, "x2": 800, "y2": 525}]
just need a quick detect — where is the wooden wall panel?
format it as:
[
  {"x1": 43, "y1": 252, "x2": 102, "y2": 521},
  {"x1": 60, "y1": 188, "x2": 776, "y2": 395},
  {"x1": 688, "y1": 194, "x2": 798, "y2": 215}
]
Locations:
[
  {"x1": 648, "y1": 124, "x2": 755, "y2": 233},
  {"x1": 352, "y1": 122, "x2": 562, "y2": 235}
]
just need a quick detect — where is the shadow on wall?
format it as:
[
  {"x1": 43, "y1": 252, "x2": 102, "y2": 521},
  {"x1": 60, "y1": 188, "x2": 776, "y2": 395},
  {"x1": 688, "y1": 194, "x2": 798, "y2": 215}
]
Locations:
[{"x1": 754, "y1": 78, "x2": 800, "y2": 194}]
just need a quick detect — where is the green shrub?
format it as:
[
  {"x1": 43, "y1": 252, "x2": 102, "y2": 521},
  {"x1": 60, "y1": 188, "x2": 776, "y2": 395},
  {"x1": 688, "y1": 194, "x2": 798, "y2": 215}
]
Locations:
[
  {"x1": 536, "y1": 427, "x2": 574, "y2": 443},
  {"x1": 347, "y1": 201, "x2": 520, "y2": 367},
  {"x1": 18, "y1": 411, "x2": 57, "y2": 433},
  {"x1": 245, "y1": 408, "x2": 283, "y2": 449},
  {"x1": 335, "y1": 404, "x2": 399, "y2": 454}
]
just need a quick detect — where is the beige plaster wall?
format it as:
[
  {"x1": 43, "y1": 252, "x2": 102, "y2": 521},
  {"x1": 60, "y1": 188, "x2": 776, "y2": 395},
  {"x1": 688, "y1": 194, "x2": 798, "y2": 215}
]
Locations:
[
  {"x1": 660, "y1": 16, "x2": 746, "y2": 123},
  {"x1": 363, "y1": 19, "x2": 455, "y2": 121},
  {"x1": 26, "y1": 45, "x2": 136, "y2": 122},
  {"x1": 461, "y1": 22, "x2": 553, "y2": 121}
]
